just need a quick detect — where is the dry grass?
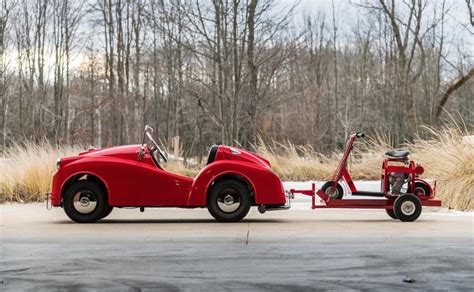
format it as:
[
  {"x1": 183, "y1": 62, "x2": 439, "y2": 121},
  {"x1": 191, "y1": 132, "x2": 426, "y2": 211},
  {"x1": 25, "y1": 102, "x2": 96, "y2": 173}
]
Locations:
[
  {"x1": 0, "y1": 143, "x2": 82, "y2": 203},
  {"x1": 1, "y1": 126, "x2": 472, "y2": 210},
  {"x1": 164, "y1": 161, "x2": 200, "y2": 178},
  {"x1": 255, "y1": 132, "x2": 395, "y2": 181},
  {"x1": 408, "y1": 127, "x2": 473, "y2": 211}
]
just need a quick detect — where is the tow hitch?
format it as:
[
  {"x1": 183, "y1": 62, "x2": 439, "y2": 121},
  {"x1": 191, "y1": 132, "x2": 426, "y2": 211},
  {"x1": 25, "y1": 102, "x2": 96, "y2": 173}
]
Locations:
[
  {"x1": 258, "y1": 191, "x2": 293, "y2": 214},
  {"x1": 45, "y1": 192, "x2": 52, "y2": 210}
]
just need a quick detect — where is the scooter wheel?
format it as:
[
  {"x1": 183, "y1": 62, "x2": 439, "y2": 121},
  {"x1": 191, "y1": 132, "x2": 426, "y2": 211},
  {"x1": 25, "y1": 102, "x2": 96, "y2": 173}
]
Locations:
[
  {"x1": 393, "y1": 194, "x2": 422, "y2": 222},
  {"x1": 407, "y1": 181, "x2": 431, "y2": 197},
  {"x1": 321, "y1": 181, "x2": 344, "y2": 199}
]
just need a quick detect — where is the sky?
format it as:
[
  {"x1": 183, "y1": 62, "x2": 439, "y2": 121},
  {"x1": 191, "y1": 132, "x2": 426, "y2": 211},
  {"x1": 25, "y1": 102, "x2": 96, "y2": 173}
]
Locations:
[
  {"x1": 280, "y1": 0, "x2": 473, "y2": 69},
  {"x1": 4, "y1": 0, "x2": 473, "y2": 78}
]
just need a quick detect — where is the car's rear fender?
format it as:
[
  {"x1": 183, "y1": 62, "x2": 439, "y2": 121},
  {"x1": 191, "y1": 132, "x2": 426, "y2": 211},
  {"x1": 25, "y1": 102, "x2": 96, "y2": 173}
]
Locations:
[{"x1": 188, "y1": 160, "x2": 286, "y2": 206}]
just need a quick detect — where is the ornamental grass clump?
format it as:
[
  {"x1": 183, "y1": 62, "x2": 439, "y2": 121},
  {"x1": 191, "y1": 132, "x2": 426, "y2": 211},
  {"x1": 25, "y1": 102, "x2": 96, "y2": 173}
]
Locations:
[
  {"x1": 0, "y1": 142, "x2": 81, "y2": 203},
  {"x1": 408, "y1": 126, "x2": 473, "y2": 211}
]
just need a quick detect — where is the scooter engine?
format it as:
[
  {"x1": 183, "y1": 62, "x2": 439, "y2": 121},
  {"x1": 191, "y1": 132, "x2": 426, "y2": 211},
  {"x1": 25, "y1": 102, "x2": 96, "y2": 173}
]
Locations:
[{"x1": 388, "y1": 172, "x2": 408, "y2": 194}]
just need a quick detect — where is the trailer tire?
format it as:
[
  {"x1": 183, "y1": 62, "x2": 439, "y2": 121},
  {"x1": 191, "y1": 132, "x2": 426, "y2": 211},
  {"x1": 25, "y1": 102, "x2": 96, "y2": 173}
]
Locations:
[
  {"x1": 321, "y1": 181, "x2": 344, "y2": 199},
  {"x1": 394, "y1": 194, "x2": 422, "y2": 222},
  {"x1": 385, "y1": 208, "x2": 398, "y2": 219}
]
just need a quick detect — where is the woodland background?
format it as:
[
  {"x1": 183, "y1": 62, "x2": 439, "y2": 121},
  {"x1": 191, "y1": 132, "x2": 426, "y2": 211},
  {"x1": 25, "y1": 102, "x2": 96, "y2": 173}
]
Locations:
[{"x1": 0, "y1": 0, "x2": 473, "y2": 159}]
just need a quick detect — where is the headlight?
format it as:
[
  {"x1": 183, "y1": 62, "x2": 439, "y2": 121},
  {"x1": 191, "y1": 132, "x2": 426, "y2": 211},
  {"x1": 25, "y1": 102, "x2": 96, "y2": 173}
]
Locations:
[{"x1": 56, "y1": 158, "x2": 61, "y2": 169}]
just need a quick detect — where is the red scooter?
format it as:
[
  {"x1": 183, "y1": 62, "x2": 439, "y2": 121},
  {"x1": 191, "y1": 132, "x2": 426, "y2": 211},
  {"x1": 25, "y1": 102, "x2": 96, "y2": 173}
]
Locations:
[{"x1": 289, "y1": 132, "x2": 441, "y2": 222}]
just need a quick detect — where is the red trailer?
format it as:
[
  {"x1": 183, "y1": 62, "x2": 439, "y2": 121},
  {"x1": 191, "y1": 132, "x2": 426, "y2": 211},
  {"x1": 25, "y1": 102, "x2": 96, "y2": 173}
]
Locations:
[{"x1": 288, "y1": 133, "x2": 441, "y2": 222}]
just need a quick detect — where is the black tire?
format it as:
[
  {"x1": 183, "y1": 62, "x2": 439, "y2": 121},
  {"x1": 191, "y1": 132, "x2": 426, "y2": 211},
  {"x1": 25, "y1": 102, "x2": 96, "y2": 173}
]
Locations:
[
  {"x1": 393, "y1": 194, "x2": 422, "y2": 222},
  {"x1": 408, "y1": 181, "x2": 431, "y2": 197},
  {"x1": 386, "y1": 208, "x2": 398, "y2": 219},
  {"x1": 101, "y1": 205, "x2": 114, "y2": 219},
  {"x1": 63, "y1": 181, "x2": 108, "y2": 223},
  {"x1": 207, "y1": 179, "x2": 251, "y2": 222},
  {"x1": 321, "y1": 181, "x2": 344, "y2": 199}
]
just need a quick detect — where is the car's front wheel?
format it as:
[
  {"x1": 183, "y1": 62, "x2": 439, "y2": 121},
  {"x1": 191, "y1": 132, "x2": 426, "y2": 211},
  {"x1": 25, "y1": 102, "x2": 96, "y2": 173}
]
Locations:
[
  {"x1": 63, "y1": 181, "x2": 108, "y2": 223},
  {"x1": 207, "y1": 179, "x2": 251, "y2": 222}
]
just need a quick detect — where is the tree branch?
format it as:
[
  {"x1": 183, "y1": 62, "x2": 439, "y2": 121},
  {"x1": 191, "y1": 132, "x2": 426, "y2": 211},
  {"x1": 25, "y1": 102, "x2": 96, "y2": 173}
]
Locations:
[{"x1": 435, "y1": 67, "x2": 474, "y2": 117}]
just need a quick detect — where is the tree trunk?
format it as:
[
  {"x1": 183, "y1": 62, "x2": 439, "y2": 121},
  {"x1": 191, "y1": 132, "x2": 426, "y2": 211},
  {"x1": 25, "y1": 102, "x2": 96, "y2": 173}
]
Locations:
[{"x1": 247, "y1": 0, "x2": 258, "y2": 145}]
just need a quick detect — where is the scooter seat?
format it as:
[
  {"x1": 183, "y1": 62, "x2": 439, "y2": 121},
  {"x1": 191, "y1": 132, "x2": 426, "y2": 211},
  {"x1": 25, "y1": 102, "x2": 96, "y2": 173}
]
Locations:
[{"x1": 385, "y1": 150, "x2": 410, "y2": 158}]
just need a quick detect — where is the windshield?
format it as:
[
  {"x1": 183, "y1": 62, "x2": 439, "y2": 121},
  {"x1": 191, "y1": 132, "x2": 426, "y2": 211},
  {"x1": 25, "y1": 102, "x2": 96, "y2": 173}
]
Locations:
[{"x1": 139, "y1": 125, "x2": 168, "y2": 164}]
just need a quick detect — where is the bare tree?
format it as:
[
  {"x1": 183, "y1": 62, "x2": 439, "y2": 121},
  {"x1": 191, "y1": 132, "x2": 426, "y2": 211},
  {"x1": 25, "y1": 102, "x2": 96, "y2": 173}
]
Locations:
[{"x1": 1, "y1": 0, "x2": 472, "y2": 155}]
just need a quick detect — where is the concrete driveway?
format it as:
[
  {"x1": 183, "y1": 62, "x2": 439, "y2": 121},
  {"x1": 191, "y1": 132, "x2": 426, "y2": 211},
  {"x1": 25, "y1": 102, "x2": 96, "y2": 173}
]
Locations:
[{"x1": 1, "y1": 204, "x2": 473, "y2": 291}]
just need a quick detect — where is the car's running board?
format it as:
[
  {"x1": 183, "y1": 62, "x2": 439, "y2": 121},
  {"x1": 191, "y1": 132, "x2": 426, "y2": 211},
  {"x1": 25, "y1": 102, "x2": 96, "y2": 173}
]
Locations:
[{"x1": 351, "y1": 191, "x2": 385, "y2": 197}]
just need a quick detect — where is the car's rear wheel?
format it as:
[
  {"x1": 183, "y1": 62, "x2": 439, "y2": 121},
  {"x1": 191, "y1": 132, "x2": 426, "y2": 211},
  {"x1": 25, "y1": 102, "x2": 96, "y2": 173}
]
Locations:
[
  {"x1": 207, "y1": 179, "x2": 251, "y2": 222},
  {"x1": 63, "y1": 181, "x2": 108, "y2": 223},
  {"x1": 101, "y1": 205, "x2": 114, "y2": 219}
]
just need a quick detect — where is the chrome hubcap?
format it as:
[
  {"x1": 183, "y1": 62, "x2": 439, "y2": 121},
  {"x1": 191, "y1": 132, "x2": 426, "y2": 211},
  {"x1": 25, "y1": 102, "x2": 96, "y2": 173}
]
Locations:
[
  {"x1": 217, "y1": 188, "x2": 241, "y2": 213},
  {"x1": 224, "y1": 195, "x2": 234, "y2": 205},
  {"x1": 325, "y1": 187, "x2": 339, "y2": 199},
  {"x1": 73, "y1": 190, "x2": 97, "y2": 214},
  {"x1": 401, "y1": 201, "x2": 416, "y2": 216}
]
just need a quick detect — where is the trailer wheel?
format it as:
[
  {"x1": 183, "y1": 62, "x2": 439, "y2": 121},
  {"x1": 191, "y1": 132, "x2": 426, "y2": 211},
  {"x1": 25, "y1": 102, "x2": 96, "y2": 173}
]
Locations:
[
  {"x1": 321, "y1": 181, "x2": 344, "y2": 199},
  {"x1": 385, "y1": 208, "x2": 398, "y2": 219},
  {"x1": 394, "y1": 194, "x2": 422, "y2": 222},
  {"x1": 207, "y1": 179, "x2": 251, "y2": 222}
]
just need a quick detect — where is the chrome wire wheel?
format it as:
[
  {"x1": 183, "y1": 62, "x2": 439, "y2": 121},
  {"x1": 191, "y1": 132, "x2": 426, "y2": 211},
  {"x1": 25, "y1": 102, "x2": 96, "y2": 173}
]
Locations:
[
  {"x1": 72, "y1": 190, "x2": 98, "y2": 214},
  {"x1": 216, "y1": 188, "x2": 241, "y2": 213}
]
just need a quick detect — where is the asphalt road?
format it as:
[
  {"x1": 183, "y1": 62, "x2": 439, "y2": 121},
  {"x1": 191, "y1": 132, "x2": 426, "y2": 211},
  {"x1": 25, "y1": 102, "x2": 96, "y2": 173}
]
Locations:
[{"x1": 1, "y1": 204, "x2": 473, "y2": 291}]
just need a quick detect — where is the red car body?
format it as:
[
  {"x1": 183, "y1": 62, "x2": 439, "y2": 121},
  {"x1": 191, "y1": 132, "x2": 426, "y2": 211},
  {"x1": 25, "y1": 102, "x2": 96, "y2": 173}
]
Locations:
[{"x1": 50, "y1": 145, "x2": 286, "y2": 209}]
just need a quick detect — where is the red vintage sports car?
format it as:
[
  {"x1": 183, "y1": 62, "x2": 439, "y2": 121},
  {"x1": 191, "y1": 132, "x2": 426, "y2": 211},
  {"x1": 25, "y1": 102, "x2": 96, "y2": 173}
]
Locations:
[{"x1": 48, "y1": 126, "x2": 288, "y2": 223}]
